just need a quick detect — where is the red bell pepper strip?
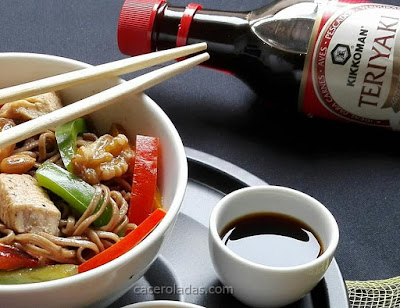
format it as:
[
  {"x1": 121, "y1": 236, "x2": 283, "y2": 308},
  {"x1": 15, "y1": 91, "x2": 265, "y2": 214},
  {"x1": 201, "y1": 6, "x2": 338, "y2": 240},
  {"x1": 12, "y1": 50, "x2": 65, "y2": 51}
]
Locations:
[
  {"x1": 78, "y1": 208, "x2": 166, "y2": 273},
  {"x1": 0, "y1": 244, "x2": 39, "y2": 271},
  {"x1": 128, "y1": 135, "x2": 159, "y2": 225}
]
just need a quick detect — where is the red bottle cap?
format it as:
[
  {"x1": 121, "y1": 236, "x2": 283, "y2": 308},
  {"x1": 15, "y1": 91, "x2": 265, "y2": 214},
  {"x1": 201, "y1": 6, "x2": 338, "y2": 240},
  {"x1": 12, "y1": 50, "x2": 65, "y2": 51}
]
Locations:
[{"x1": 118, "y1": 0, "x2": 166, "y2": 56}]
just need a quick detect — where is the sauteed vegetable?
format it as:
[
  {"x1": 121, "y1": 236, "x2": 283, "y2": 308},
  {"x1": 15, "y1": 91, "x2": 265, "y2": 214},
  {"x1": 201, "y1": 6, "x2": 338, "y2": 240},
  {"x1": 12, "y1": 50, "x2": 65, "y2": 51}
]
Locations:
[{"x1": 0, "y1": 92, "x2": 163, "y2": 284}]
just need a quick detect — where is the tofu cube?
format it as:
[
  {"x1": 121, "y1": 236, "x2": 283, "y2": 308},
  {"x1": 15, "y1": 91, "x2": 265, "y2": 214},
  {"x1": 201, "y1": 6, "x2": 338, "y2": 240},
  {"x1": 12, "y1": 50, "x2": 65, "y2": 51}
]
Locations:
[{"x1": 0, "y1": 174, "x2": 61, "y2": 235}]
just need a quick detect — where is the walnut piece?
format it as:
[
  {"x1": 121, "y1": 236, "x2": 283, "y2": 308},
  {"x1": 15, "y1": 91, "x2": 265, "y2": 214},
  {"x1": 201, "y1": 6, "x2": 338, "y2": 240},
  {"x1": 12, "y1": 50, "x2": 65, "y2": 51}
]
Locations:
[{"x1": 72, "y1": 134, "x2": 134, "y2": 185}]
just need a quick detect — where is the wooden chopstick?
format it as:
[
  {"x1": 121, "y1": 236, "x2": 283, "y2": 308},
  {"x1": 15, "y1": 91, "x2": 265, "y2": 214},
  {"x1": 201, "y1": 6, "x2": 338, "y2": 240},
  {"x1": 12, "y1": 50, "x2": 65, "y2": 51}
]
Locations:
[
  {"x1": 0, "y1": 52, "x2": 210, "y2": 149},
  {"x1": 0, "y1": 42, "x2": 207, "y2": 105}
]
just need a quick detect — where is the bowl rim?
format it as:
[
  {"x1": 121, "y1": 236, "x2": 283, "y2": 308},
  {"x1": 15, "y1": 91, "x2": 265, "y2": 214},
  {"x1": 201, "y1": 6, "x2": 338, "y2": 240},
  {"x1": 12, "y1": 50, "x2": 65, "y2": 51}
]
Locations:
[
  {"x1": 122, "y1": 300, "x2": 205, "y2": 308},
  {"x1": 0, "y1": 52, "x2": 188, "y2": 291}
]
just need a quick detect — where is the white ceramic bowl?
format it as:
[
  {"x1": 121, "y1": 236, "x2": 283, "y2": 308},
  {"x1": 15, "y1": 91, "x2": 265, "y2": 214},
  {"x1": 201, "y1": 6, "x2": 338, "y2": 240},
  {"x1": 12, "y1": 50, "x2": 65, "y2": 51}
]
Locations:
[
  {"x1": 209, "y1": 186, "x2": 339, "y2": 308},
  {"x1": 123, "y1": 300, "x2": 205, "y2": 307},
  {"x1": 0, "y1": 53, "x2": 188, "y2": 308}
]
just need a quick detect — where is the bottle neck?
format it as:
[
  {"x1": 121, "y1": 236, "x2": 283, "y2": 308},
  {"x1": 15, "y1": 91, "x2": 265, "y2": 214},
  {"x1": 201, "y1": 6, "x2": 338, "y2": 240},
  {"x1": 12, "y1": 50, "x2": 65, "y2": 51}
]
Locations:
[
  {"x1": 152, "y1": 2, "x2": 312, "y2": 108},
  {"x1": 153, "y1": 5, "x2": 250, "y2": 69}
]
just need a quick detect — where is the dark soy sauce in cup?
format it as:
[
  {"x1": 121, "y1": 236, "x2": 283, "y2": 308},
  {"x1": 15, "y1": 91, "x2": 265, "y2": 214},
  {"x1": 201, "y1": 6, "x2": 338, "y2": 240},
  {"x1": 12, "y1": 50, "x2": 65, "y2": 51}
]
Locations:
[{"x1": 220, "y1": 212, "x2": 323, "y2": 267}]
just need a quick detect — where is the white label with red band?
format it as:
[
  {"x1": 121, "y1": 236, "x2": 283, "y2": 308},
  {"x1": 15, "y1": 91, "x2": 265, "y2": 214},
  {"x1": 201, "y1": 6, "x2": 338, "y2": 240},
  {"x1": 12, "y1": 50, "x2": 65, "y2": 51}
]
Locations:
[{"x1": 299, "y1": 2, "x2": 400, "y2": 129}]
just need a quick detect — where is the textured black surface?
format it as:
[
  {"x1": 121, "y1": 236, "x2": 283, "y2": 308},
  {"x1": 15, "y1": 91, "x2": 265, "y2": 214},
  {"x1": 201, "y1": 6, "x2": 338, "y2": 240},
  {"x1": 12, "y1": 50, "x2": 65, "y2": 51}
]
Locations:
[
  {"x1": 0, "y1": 0, "x2": 399, "y2": 284},
  {"x1": 108, "y1": 256, "x2": 183, "y2": 307}
]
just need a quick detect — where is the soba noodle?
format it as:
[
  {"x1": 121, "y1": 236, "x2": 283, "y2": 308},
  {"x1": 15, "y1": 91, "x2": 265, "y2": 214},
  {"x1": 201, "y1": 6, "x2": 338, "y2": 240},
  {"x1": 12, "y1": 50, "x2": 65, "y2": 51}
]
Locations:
[{"x1": 0, "y1": 129, "x2": 137, "y2": 265}]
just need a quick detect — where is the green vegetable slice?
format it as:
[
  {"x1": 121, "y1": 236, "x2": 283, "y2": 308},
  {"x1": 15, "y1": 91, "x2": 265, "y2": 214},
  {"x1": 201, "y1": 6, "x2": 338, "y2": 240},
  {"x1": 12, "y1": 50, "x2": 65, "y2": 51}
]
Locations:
[
  {"x1": 36, "y1": 162, "x2": 112, "y2": 227},
  {"x1": 55, "y1": 118, "x2": 87, "y2": 171},
  {"x1": 0, "y1": 264, "x2": 78, "y2": 284}
]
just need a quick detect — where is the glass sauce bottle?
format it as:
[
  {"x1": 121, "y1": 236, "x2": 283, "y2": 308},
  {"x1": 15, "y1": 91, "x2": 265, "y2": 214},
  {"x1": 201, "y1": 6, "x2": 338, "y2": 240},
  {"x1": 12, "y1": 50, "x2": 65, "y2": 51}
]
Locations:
[{"x1": 118, "y1": 0, "x2": 400, "y2": 130}]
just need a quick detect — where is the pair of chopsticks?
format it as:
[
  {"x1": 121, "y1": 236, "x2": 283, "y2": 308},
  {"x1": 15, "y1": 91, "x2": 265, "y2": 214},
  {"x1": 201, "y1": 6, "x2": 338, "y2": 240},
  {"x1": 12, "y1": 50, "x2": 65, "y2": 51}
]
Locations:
[{"x1": 0, "y1": 42, "x2": 209, "y2": 149}]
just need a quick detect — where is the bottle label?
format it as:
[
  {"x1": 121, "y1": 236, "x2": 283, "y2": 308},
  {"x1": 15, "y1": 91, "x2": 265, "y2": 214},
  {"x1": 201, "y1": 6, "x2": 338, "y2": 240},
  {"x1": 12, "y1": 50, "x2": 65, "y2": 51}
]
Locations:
[{"x1": 299, "y1": 1, "x2": 400, "y2": 129}]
